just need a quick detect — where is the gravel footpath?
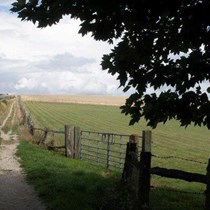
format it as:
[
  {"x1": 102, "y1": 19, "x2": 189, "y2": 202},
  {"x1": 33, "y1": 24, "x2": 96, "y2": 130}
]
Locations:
[{"x1": 0, "y1": 100, "x2": 46, "y2": 210}]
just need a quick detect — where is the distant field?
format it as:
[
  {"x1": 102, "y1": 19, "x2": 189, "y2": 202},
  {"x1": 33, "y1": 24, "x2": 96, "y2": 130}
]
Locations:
[
  {"x1": 21, "y1": 94, "x2": 127, "y2": 106},
  {"x1": 23, "y1": 96, "x2": 210, "y2": 209}
]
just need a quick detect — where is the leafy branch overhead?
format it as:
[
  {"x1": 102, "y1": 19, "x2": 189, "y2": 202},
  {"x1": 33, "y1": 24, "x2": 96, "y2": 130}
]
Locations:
[{"x1": 11, "y1": 0, "x2": 210, "y2": 128}]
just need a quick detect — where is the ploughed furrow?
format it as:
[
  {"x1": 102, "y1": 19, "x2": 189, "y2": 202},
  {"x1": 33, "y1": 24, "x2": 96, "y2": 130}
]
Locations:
[{"x1": 25, "y1": 102, "x2": 65, "y2": 129}]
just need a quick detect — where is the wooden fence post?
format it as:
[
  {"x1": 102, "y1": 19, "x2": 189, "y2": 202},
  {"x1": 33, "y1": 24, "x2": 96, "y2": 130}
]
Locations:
[
  {"x1": 29, "y1": 125, "x2": 34, "y2": 135},
  {"x1": 205, "y1": 159, "x2": 210, "y2": 210},
  {"x1": 121, "y1": 134, "x2": 139, "y2": 210},
  {"x1": 122, "y1": 134, "x2": 139, "y2": 181},
  {"x1": 39, "y1": 128, "x2": 48, "y2": 145},
  {"x1": 138, "y1": 130, "x2": 152, "y2": 210},
  {"x1": 65, "y1": 125, "x2": 74, "y2": 158},
  {"x1": 74, "y1": 127, "x2": 81, "y2": 159}
]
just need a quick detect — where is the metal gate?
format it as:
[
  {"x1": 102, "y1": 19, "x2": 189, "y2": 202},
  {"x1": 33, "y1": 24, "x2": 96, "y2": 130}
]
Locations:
[{"x1": 80, "y1": 130, "x2": 140, "y2": 170}]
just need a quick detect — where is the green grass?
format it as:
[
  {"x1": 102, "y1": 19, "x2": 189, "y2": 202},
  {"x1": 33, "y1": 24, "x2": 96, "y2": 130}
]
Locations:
[
  {"x1": 24, "y1": 101, "x2": 145, "y2": 133},
  {"x1": 17, "y1": 140, "x2": 120, "y2": 210},
  {"x1": 23, "y1": 100, "x2": 210, "y2": 209}
]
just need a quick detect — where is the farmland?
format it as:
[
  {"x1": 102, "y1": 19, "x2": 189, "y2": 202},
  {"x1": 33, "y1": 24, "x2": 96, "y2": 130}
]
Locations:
[
  {"x1": 21, "y1": 94, "x2": 127, "y2": 106},
  {"x1": 22, "y1": 95, "x2": 210, "y2": 209}
]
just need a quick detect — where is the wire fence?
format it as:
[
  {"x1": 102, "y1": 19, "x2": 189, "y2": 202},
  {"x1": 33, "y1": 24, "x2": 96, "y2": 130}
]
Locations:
[
  {"x1": 150, "y1": 151, "x2": 208, "y2": 197},
  {"x1": 152, "y1": 154, "x2": 208, "y2": 165}
]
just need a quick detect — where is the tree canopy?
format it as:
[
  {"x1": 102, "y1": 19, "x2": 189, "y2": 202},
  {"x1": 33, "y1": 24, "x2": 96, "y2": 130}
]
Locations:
[{"x1": 11, "y1": 0, "x2": 210, "y2": 128}]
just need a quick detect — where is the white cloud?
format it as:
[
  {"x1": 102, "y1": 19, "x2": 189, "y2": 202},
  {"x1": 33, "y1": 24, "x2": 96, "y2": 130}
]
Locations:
[
  {"x1": 0, "y1": 7, "x2": 127, "y2": 96},
  {"x1": 14, "y1": 66, "x2": 124, "y2": 95},
  {"x1": 0, "y1": 13, "x2": 112, "y2": 60},
  {"x1": 15, "y1": 77, "x2": 37, "y2": 90},
  {"x1": 35, "y1": 53, "x2": 96, "y2": 72},
  {"x1": 0, "y1": 0, "x2": 13, "y2": 7}
]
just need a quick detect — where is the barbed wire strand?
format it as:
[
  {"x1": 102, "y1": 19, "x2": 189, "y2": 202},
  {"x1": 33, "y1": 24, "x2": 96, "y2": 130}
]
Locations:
[{"x1": 152, "y1": 154, "x2": 208, "y2": 165}]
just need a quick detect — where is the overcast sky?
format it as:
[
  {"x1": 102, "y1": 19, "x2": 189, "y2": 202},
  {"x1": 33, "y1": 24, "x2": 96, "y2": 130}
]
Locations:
[{"x1": 0, "y1": 1, "x2": 128, "y2": 96}]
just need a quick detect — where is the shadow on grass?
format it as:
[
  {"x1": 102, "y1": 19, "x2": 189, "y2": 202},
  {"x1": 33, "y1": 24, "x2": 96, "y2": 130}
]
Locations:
[
  {"x1": 17, "y1": 140, "x2": 120, "y2": 210},
  {"x1": 150, "y1": 187, "x2": 205, "y2": 210}
]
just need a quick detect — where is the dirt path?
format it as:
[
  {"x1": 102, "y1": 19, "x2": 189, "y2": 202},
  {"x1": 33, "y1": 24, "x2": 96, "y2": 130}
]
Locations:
[{"x1": 0, "y1": 100, "x2": 46, "y2": 210}]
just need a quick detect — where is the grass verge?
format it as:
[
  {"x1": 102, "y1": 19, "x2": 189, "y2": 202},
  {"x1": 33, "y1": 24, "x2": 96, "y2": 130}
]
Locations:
[{"x1": 16, "y1": 140, "x2": 120, "y2": 210}]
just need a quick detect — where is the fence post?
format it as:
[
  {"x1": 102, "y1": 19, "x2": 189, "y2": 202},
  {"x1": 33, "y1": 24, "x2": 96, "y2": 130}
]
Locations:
[
  {"x1": 65, "y1": 125, "x2": 74, "y2": 158},
  {"x1": 74, "y1": 127, "x2": 81, "y2": 159},
  {"x1": 39, "y1": 128, "x2": 48, "y2": 145},
  {"x1": 121, "y1": 134, "x2": 139, "y2": 210},
  {"x1": 29, "y1": 125, "x2": 34, "y2": 135},
  {"x1": 205, "y1": 159, "x2": 210, "y2": 210},
  {"x1": 138, "y1": 130, "x2": 152, "y2": 210},
  {"x1": 122, "y1": 134, "x2": 139, "y2": 181}
]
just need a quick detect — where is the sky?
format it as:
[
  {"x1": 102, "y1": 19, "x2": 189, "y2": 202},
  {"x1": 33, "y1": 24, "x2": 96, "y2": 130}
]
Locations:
[
  {"x1": 1, "y1": 1, "x2": 209, "y2": 97},
  {"x1": 0, "y1": 1, "x2": 127, "y2": 96}
]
